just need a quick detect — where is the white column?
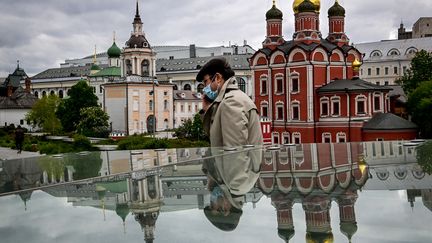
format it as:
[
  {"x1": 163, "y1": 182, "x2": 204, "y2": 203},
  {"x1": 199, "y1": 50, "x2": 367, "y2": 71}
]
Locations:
[{"x1": 307, "y1": 65, "x2": 314, "y2": 122}]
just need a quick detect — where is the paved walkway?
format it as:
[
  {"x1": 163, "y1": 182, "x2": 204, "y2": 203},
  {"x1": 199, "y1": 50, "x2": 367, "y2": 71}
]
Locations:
[{"x1": 0, "y1": 147, "x2": 40, "y2": 160}]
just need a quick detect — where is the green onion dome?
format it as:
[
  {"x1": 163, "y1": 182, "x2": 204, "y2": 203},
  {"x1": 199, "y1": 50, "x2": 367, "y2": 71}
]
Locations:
[
  {"x1": 298, "y1": 0, "x2": 317, "y2": 13},
  {"x1": 328, "y1": 1, "x2": 345, "y2": 17},
  {"x1": 266, "y1": 4, "x2": 283, "y2": 20},
  {"x1": 107, "y1": 42, "x2": 121, "y2": 58}
]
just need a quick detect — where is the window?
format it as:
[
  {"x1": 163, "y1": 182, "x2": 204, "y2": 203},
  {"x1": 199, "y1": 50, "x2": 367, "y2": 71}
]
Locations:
[
  {"x1": 183, "y1": 84, "x2": 191, "y2": 91},
  {"x1": 261, "y1": 102, "x2": 269, "y2": 117},
  {"x1": 403, "y1": 66, "x2": 407, "y2": 74},
  {"x1": 126, "y1": 59, "x2": 132, "y2": 75},
  {"x1": 282, "y1": 133, "x2": 290, "y2": 144},
  {"x1": 292, "y1": 103, "x2": 300, "y2": 120},
  {"x1": 385, "y1": 67, "x2": 389, "y2": 75},
  {"x1": 291, "y1": 77, "x2": 299, "y2": 93},
  {"x1": 331, "y1": 97, "x2": 340, "y2": 116},
  {"x1": 58, "y1": 90, "x2": 64, "y2": 99},
  {"x1": 169, "y1": 56, "x2": 174, "y2": 60},
  {"x1": 393, "y1": 67, "x2": 398, "y2": 75},
  {"x1": 238, "y1": 78, "x2": 246, "y2": 93},
  {"x1": 275, "y1": 75, "x2": 284, "y2": 94},
  {"x1": 42, "y1": 91, "x2": 47, "y2": 97},
  {"x1": 20, "y1": 119, "x2": 24, "y2": 125},
  {"x1": 322, "y1": 133, "x2": 331, "y2": 143},
  {"x1": 376, "y1": 68, "x2": 380, "y2": 75},
  {"x1": 374, "y1": 94, "x2": 381, "y2": 111},
  {"x1": 276, "y1": 103, "x2": 284, "y2": 120},
  {"x1": 293, "y1": 133, "x2": 301, "y2": 144},
  {"x1": 34, "y1": 91, "x2": 39, "y2": 98},
  {"x1": 197, "y1": 83, "x2": 204, "y2": 93},
  {"x1": 164, "y1": 100, "x2": 168, "y2": 110},
  {"x1": 368, "y1": 68, "x2": 371, "y2": 76},
  {"x1": 99, "y1": 86, "x2": 103, "y2": 94},
  {"x1": 356, "y1": 96, "x2": 366, "y2": 115},
  {"x1": 164, "y1": 91, "x2": 168, "y2": 96},
  {"x1": 388, "y1": 49, "x2": 400, "y2": 56},
  {"x1": 384, "y1": 81, "x2": 389, "y2": 86},
  {"x1": 188, "y1": 105, "x2": 192, "y2": 112},
  {"x1": 272, "y1": 133, "x2": 280, "y2": 145},
  {"x1": 133, "y1": 100, "x2": 139, "y2": 111},
  {"x1": 376, "y1": 81, "x2": 380, "y2": 85},
  {"x1": 180, "y1": 105, "x2": 184, "y2": 112},
  {"x1": 149, "y1": 100, "x2": 153, "y2": 111},
  {"x1": 260, "y1": 76, "x2": 268, "y2": 95},
  {"x1": 320, "y1": 98, "x2": 329, "y2": 117},
  {"x1": 337, "y1": 133, "x2": 346, "y2": 143},
  {"x1": 164, "y1": 119, "x2": 169, "y2": 129}
]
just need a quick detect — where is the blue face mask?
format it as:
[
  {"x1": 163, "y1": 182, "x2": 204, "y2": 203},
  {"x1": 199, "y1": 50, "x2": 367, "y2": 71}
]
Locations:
[
  {"x1": 210, "y1": 185, "x2": 224, "y2": 204},
  {"x1": 203, "y1": 84, "x2": 218, "y2": 101}
]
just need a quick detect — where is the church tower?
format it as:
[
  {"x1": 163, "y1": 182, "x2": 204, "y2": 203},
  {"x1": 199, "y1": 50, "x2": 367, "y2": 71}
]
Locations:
[
  {"x1": 263, "y1": 0, "x2": 285, "y2": 49},
  {"x1": 107, "y1": 32, "x2": 121, "y2": 67},
  {"x1": 293, "y1": 0, "x2": 321, "y2": 44},
  {"x1": 326, "y1": 0, "x2": 349, "y2": 46},
  {"x1": 121, "y1": 0, "x2": 156, "y2": 77}
]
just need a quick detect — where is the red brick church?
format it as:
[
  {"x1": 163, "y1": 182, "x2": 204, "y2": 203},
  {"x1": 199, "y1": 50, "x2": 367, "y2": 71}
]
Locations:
[{"x1": 250, "y1": 0, "x2": 418, "y2": 144}]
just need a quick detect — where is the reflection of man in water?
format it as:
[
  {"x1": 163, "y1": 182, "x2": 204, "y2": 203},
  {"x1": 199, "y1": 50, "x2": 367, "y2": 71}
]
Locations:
[
  {"x1": 202, "y1": 147, "x2": 261, "y2": 231},
  {"x1": 15, "y1": 125, "x2": 25, "y2": 154}
]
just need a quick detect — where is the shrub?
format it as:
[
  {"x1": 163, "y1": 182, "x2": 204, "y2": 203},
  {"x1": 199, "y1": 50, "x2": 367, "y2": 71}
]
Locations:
[
  {"x1": 417, "y1": 141, "x2": 432, "y2": 175},
  {"x1": 73, "y1": 134, "x2": 92, "y2": 150}
]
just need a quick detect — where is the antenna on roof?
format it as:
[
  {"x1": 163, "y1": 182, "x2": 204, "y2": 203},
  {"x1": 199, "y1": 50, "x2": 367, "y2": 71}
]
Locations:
[{"x1": 17, "y1": 60, "x2": 20, "y2": 69}]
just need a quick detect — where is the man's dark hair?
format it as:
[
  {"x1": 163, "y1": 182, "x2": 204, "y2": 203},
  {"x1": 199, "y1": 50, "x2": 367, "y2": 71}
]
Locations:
[{"x1": 196, "y1": 57, "x2": 235, "y2": 82}]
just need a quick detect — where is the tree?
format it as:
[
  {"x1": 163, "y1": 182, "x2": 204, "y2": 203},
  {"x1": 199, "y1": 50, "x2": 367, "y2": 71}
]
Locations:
[
  {"x1": 417, "y1": 141, "x2": 432, "y2": 175},
  {"x1": 396, "y1": 50, "x2": 432, "y2": 94},
  {"x1": 77, "y1": 106, "x2": 110, "y2": 137},
  {"x1": 56, "y1": 80, "x2": 98, "y2": 132},
  {"x1": 408, "y1": 81, "x2": 432, "y2": 138},
  {"x1": 174, "y1": 113, "x2": 208, "y2": 141},
  {"x1": 25, "y1": 95, "x2": 62, "y2": 134}
]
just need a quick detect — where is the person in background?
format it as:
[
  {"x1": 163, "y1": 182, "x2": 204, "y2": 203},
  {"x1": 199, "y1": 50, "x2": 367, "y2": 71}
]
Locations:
[
  {"x1": 14, "y1": 125, "x2": 25, "y2": 154},
  {"x1": 196, "y1": 57, "x2": 263, "y2": 147}
]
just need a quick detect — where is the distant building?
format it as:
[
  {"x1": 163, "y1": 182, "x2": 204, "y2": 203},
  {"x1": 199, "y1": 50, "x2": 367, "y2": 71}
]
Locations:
[
  {"x1": 103, "y1": 2, "x2": 173, "y2": 135},
  {"x1": 0, "y1": 63, "x2": 37, "y2": 130},
  {"x1": 355, "y1": 37, "x2": 432, "y2": 86},
  {"x1": 398, "y1": 17, "x2": 432, "y2": 40},
  {"x1": 172, "y1": 90, "x2": 203, "y2": 128},
  {"x1": 156, "y1": 54, "x2": 254, "y2": 97}
]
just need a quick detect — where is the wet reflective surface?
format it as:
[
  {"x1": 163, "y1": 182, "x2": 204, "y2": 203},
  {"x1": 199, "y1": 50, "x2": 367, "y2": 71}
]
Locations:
[{"x1": 1, "y1": 141, "x2": 432, "y2": 243}]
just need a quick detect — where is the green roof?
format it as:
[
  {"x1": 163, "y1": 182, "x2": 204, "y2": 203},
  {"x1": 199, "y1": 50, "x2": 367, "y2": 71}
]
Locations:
[
  {"x1": 266, "y1": 5, "x2": 283, "y2": 20},
  {"x1": 90, "y1": 66, "x2": 121, "y2": 77},
  {"x1": 298, "y1": 0, "x2": 316, "y2": 13},
  {"x1": 91, "y1": 64, "x2": 101, "y2": 71},
  {"x1": 363, "y1": 113, "x2": 418, "y2": 131},
  {"x1": 328, "y1": 1, "x2": 345, "y2": 17},
  {"x1": 107, "y1": 42, "x2": 121, "y2": 58}
]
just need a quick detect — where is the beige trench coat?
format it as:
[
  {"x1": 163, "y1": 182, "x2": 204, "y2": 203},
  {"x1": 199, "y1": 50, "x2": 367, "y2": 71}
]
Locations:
[{"x1": 202, "y1": 77, "x2": 263, "y2": 147}]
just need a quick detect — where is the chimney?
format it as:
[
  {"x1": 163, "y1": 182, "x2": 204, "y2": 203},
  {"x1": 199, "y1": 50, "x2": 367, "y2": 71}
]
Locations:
[
  {"x1": 25, "y1": 78, "x2": 31, "y2": 93},
  {"x1": 189, "y1": 44, "x2": 196, "y2": 58},
  {"x1": 7, "y1": 85, "x2": 13, "y2": 97}
]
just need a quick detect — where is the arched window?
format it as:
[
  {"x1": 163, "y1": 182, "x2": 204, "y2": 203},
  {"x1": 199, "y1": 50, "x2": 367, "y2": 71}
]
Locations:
[
  {"x1": 292, "y1": 132, "x2": 301, "y2": 144},
  {"x1": 50, "y1": 90, "x2": 55, "y2": 96},
  {"x1": 260, "y1": 101, "x2": 269, "y2": 118},
  {"x1": 275, "y1": 102, "x2": 284, "y2": 121},
  {"x1": 282, "y1": 133, "x2": 290, "y2": 145},
  {"x1": 331, "y1": 97, "x2": 340, "y2": 116},
  {"x1": 320, "y1": 97, "x2": 329, "y2": 117},
  {"x1": 125, "y1": 59, "x2": 132, "y2": 75},
  {"x1": 388, "y1": 49, "x2": 400, "y2": 56},
  {"x1": 272, "y1": 132, "x2": 280, "y2": 145},
  {"x1": 238, "y1": 78, "x2": 246, "y2": 93},
  {"x1": 336, "y1": 132, "x2": 346, "y2": 143},
  {"x1": 406, "y1": 47, "x2": 418, "y2": 55},
  {"x1": 42, "y1": 91, "x2": 47, "y2": 97},
  {"x1": 58, "y1": 90, "x2": 64, "y2": 99},
  {"x1": 291, "y1": 102, "x2": 300, "y2": 120},
  {"x1": 274, "y1": 74, "x2": 284, "y2": 94},
  {"x1": 322, "y1": 133, "x2": 331, "y2": 143},
  {"x1": 141, "y1": 60, "x2": 150, "y2": 76},
  {"x1": 197, "y1": 83, "x2": 204, "y2": 93},
  {"x1": 355, "y1": 95, "x2": 367, "y2": 115},
  {"x1": 370, "y1": 50, "x2": 382, "y2": 57},
  {"x1": 173, "y1": 85, "x2": 178, "y2": 90},
  {"x1": 183, "y1": 84, "x2": 191, "y2": 91},
  {"x1": 260, "y1": 75, "x2": 268, "y2": 95},
  {"x1": 291, "y1": 75, "x2": 300, "y2": 93},
  {"x1": 164, "y1": 119, "x2": 169, "y2": 129},
  {"x1": 164, "y1": 100, "x2": 168, "y2": 110},
  {"x1": 34, "y1": 91, "x2": 39, "y2": 98}
]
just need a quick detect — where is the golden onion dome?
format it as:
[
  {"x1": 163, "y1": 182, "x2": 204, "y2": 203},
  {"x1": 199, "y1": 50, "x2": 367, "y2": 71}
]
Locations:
[
  {"x1": 293, "y1": 0, "x2": 321, "y2": 14},
  {"x1": 352, "y1": 59, "x2": 362, "y2": 71}
]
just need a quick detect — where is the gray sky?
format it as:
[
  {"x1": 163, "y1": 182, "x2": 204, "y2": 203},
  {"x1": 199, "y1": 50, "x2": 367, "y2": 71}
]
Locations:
[{"x1": 1, "y1": 0, "x2": 432, "y2": 76}]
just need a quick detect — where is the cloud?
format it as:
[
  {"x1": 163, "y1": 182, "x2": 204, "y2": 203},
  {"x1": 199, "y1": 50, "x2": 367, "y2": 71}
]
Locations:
[{"x1": 1, "y1": 0, "x2": 432, "y2": 76}]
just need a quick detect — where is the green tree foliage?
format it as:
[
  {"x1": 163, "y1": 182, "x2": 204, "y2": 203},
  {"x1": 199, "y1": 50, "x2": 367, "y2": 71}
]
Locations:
[
  {"x1": 25, "y1": 95, "x2": 62, "y2": 134},
  {"x1": 397, "y1": 50, "x2": 432, "y2": 94},
  {"x1": 64, "y1": 151, "x2": 103, "y2": 180},
  {"x1": 417, "y1": 141, "x2": 432, "y2": 175},
  {"x1": 56, "y1": 80, "x2": 98, "y2": 132},
  {"x1": 408, "y1": 81, "x2": 432, "y2": 138},
  {"x1": 77, "y1": 106, "x2": 110, "y2": 138},
  {"x1": 174, "y1": 113, "x2": 208, "y2": 141}
]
